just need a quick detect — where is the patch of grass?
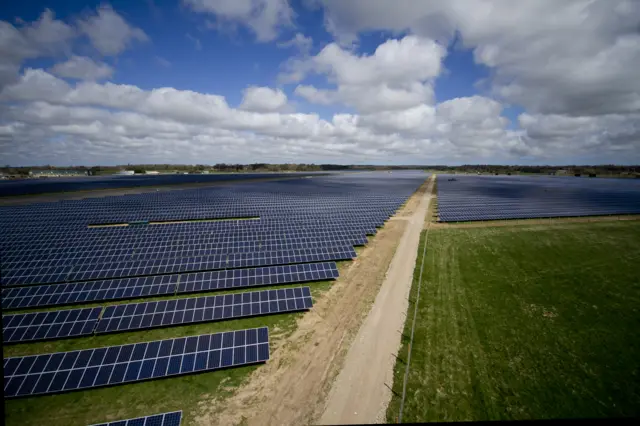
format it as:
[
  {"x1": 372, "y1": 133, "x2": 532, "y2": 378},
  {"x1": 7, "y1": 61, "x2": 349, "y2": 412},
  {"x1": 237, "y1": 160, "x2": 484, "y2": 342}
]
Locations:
[
  {"x1": 388, "y1": 221, "x2": 640, "y2": 422},
  {"x1": 3, "y1": 280, "x2": 336, "y2": 426}
]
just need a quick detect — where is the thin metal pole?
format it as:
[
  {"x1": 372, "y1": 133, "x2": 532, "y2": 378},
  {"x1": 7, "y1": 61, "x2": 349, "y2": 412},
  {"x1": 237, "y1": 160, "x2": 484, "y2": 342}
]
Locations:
[{"x1": 398, "y1": 180, "x2": 432, "y2": 423}]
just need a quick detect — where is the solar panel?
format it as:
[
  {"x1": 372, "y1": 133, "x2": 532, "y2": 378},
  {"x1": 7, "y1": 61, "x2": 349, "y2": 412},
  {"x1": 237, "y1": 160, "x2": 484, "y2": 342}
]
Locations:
[
  {"x1": 89, "y1": 411, "x2": 182, "y2": 426},
  {"x1": 95, "y1": 287, "x2": 312, "y2": 334},
  {"x1": 1, "y1": 262, "x2": 338, "y2": 310},
  {"x1": 3, "y1": 327, "x2": 270, "y2": 398},
  {"x1": 436, "y1": 174, "x2": 640, "y2": 222},
  {"x1": 2, "y1": 247, "x2": 355, "y2": 286},
  {"x1": 176, "y1": 262, "x2": 339, "y2": 294},
  {"x1": 2, "y1": 307, "x2": 101, "y2": 343}
]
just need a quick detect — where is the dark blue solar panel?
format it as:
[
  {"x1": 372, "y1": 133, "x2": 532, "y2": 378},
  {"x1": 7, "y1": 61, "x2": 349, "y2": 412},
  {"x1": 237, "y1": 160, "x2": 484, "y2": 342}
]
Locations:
[
  {"x1": 3, "y1": 327, "x2": 269, "y2": 398},
  {"x1": 89, "y1": 410, "x2": 182, "y2": 426},
  {"x1": 2, "y1": 247, "x2": 354, "y2": 286},
  {"x1": 436, "y1": 174, "x2": 640, "y2": 222},
  {"x1": 95, "y1": 287, "x2": 312, "y2": 334},
  {"x1": 1, "y1": 262, "x2": 337, "y2": 310},
  {"x1": 2, "y1": 307, "x2": 101, "y2": 343}
]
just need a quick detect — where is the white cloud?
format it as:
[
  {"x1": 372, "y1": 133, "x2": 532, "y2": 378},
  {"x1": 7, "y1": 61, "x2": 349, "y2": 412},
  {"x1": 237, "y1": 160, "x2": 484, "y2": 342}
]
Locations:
[
  {"x1": 0, "y1": 9, "x2": 75, "y2": 88},
  {"x1": 183, "y1": 0, "x2": 293, "y2": 42},
  {"x1": 315, "y1": 0, "x2": 640, "y2": 117},
  {"x1": 288, "y1": 35, "x2": 445, "y2": 113},
  {"x1": 239, "y1": 86, "x2": 289, "y2": 112},
  {"x1": 49, "y1": 56, "x2": 114, "y2": 80},
  {"x1": 277, "y1": 33, "x2": 312, "y2": 53},
  {"x1": 186, "y1": 33, "x2": 202, "y2": 50},
  {"x1": 294, "y1": 85, "x2": 334, "y2": 105},
  {"x1": 1, "y1": 68, "x2": 537, "y2": 165},
  {"x1": 156, "y1": 57, "x2": 172, "y2": 68},
  {"x1": 78, "y1": 4, "x2": 149, "y2": 55},
  {"x1": 2, "y1": 3, "x2": 639, "y2": 165}
]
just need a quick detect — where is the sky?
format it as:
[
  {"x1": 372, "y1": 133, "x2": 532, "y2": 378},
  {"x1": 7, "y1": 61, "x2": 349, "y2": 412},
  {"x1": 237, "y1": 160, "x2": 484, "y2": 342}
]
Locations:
[{"x1": 0, "y1": 0, "x2": 639, "y2": 166}]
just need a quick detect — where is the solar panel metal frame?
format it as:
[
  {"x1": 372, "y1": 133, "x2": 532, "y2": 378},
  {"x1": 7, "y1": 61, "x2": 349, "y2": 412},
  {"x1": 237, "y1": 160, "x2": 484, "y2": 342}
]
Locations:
[{"x1": 3, "y1": 327, "x2": 270, "y2": 398}]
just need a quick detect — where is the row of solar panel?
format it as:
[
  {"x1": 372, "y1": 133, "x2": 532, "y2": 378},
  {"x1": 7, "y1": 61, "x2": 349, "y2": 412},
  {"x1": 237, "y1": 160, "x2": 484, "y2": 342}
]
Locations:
[
  {"x1": 3, "y1": 287, "x2": 312, "y2": 343},
  {"x1": 436, "y1": 174, "x2": 640, "y2": 222},
  {"x1": 2, "y1": 204, "x2": 400, "y2": 214},
  {"x1": 3, "y1": 229, "x2": 374, "y2": 251},
  {"x1": 3, "y1": 327, "x2": 270, "y2": 398},
  {"x1": 2, "y1": 204, "x2": 403, "y2": 214},
  {"x1": 1, "y1": 230, "x2": 366, "y2": 255},
  {"x1": 2, "y1": 237, "x2": 368, "y2": 271},
  {"x1": 2, "y1": 211, "x2": 395, "y2": 225},
  {"x1": 3, "y1": 233, "x2": 372, "y2": 258},
  {"x1": 3, "y1": 240, "x2": 366, "y2": 268},
  {"x1": 90, "y1": 411, "x2": 182, "y2": 426},
  {"x1": 3, "y1": 219, "x2": 384, "y2": 237},
  {"x1": 5, "y1": 194, "x2": 408, "y2": 207},
  {"x1": 1, "y1": 262, "x2": 338, "y2": 309},
  {"x1": 438, "y1": 210, "x2": 640, "y2": 222},
  {"x1": 4, "y1": 222, "x2": 378, "y2": 238},
  {"x1": 2, "y1": 247, "x2": 354, "y2": 286}
]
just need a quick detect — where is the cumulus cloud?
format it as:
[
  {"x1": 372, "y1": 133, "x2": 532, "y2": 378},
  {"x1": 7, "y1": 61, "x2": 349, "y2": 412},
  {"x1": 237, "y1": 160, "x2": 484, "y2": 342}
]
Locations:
[
  {"x1": 49, "y1": 56, "x2": 114, "y2": 80},
  {"x1": 277, "y1": 33, "x2": 312, "y2": 53},
  {"x1": 2, "y1": 2, "x2": 638, "y2": 165},
  {"x1": 315, "y1": 0, "x2": 640, "y2": 118},
  {"x1": 78, "y1": 4, "x2": 149, "y2": 55},
  {"x1": 0, "y1": 5, "x2": 146, "y2": 90},
  {"x1": 0, "y1": 67, "x2": 532, "y2": 165},
  {"x1": 239, "y1": 86, "x2": 289, "y2": 112},
  {"x1": 183, "y1": 0, "x2": 293, "y2": 42},
  {"x1": 288, "y1": 35, "x2": 445, "y2": 113},
  {"x1": 298, "y1": 0, "x2": 640, "y2": 161},
  {"x1": 0, "y1": 9, "x2": 75, "y2": 88}
]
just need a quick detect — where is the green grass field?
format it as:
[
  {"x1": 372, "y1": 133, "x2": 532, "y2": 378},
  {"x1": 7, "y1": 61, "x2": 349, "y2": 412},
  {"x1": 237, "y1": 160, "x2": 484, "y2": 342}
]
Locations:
[
  {"x1": 387, "y1": 221, "x2": 640, "y2": 422},
  {"x1": 3, "y1": 280, "x2": 335, "y2": 426}
]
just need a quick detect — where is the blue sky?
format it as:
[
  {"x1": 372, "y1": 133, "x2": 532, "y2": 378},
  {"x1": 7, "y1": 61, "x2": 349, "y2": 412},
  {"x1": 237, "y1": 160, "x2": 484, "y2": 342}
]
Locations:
[{"x1": 1, "y1": 1, "x2": 638, "y2": 166}]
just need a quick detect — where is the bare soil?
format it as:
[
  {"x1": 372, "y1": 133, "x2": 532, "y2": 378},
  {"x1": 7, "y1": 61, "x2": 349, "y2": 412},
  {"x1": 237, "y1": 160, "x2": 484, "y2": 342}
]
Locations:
[{"x1": 194, "y1": 178, "x2": 432, "y2": 426}]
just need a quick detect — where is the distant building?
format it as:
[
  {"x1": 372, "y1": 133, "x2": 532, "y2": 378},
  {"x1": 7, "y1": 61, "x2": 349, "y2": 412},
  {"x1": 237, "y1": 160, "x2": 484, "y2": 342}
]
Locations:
[
  {"x1": 555, "y1": 169, "x2": 569, "y2": 175},
  {"x1": 117, "y1": 170, "x2": 135, "y2": 175},
  {"x1": 29, "y1": 169, "x2": 86, "y2": 177},
  {"x1": 145, "y1": 171, "x2": 160, "y2": 175}
]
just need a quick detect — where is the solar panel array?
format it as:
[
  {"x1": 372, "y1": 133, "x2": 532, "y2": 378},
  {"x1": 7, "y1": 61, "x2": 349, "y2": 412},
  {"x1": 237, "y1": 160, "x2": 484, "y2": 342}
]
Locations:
[
  {"x1": 90, "y1": 411, "x2": 182, "y2": 426},
  {"x1": 3, "y1": 287, "x2": 312, "y2": 343},
  {"x1": 4, "y1": 327, "x2": 269, "y2": 398},
  {"x1": 2, "y1": 262, "x2": 338, "y2": 310},
  {"x1": 1, "y1": 171, "x2": 426, "y2": 405},
  {"x1": 437, "y1": 174, "x2": 640, "y2": 222},
  {"x1": 1, "y1": 172, "x2": 425, "y2": 292}
]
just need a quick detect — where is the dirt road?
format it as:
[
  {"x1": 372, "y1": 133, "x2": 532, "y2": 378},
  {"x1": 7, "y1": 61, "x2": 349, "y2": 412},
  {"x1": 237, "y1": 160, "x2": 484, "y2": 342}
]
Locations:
[
  {"x1": 195, "y1": 177, "x2": 432, "y2": 426},
  {"x1": 319, "y1": 176, "x2": 434, "y2": 425}
]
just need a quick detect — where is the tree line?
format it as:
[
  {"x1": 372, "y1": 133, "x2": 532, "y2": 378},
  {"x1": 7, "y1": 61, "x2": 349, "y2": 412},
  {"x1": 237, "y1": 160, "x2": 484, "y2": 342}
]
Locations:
[{"x1": 2, "y1": 164, "x2": 639, "y2": 178}]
